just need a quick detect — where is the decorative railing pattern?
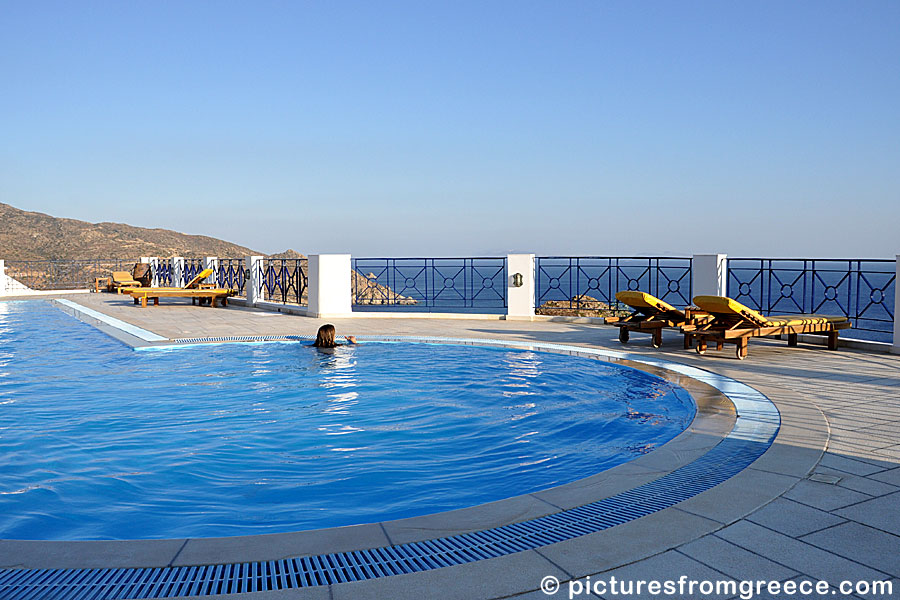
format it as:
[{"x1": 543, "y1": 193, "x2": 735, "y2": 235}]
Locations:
[
  {"x1": 182, "y1": 258, "x2": 205, "y2": 286},
  {"x1": 154, "y1": 259, "x2": 173, "y2": 287},
  {"x1": 535, "y1": 257, "x2": 692, "y2": 314},
  {"x1": 2, "y1": 259, "x2": 135, "y2": 291},
  {"x1": 352, "y1": 258, "x2": 507, "y2": 312},
  {"x1": 259, "y1": 258, "x2": 308, "y2": 305},
  {"x1": 216, "y1": 258, "x2": 246, "y2": 297},
  {"x1": 727, "y1": 259, "x2": 895, "y2": 343}
]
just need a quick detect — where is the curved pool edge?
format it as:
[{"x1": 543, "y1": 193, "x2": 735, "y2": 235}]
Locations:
[{"x1": 0, "y1": 335, "x2": 791, "y2": 600}]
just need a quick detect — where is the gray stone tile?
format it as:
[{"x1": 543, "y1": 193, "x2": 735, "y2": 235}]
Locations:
[
  {"x1": 506, "y1": 589, "x2": 602, "y2": 600},
  {"x1": 745, "y1": 443, "x2": 822, "y2": 478},
  {"x1": 173, "y1": 523, "x2": 390, "y2": 566},
  {"x1": 530, "y1": 462, "x2": 667, "y2": 511},
  {"x1": 782, "y1": 479, "x2": 872, "y2": 511},
  {"x1": 746, "y1": 498, "x2": 846, "y2": 538},
  {"x1": 596, "y1": 550, "x2": 731, "y2": 599},
  {"x1": 852, "y1": 578, "x2": 898, "y2": 600},
  {"x1": 810, "y1": 467, "x2": 900, "y2": 497},
  {"x1": 675, "y1": 468, "x2": 797, "y2": 525},
  {"x1": 382, "y1": 493, "x2": 559, "y2": 546},
  {"x1": 834, "y1": 491, "x2": 900, "y2": 536},
  {"x1": 0, "y1": 538, "x2": 185, "y2": 570},
  {"x1": 678, "y1": 535, "x2": 797, "y2": 581},
  {"x1": 871, "y1": 444, "x2": 900, "y2": 461},
  {"x1": 801, "y1": 522, "x2": 900, "y2": 578},
  {"x1": 818, "y1": 453, "x2": 887, "y2": 477},
  {"x1": 715, "y1": 521, "x2": 887, "y2": 583},
  {"x1": 537, "y1": 509, "x2": 721, "y2": 579},
  {"x1": 869, "y1": 467, "x2": 900, "y2": 487},
  {"x1": 723, "y1": 577, "x2": 836, "y2": 600}
]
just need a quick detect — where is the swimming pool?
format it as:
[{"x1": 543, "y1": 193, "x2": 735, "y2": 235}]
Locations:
[{"x1": 0, "y1": 301, "x2": 694, "y2": 541}]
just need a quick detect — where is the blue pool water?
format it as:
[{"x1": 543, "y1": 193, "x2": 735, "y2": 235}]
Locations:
[{"x1": 0, "y1": 301, "x2": 695, "y2": 541}]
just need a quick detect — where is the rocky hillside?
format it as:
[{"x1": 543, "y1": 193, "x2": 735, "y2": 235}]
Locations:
[
  {"x1": 0, "y1": 202, "x2": 418, "y2": 303},
  {"x1": 0, "y1": 202, "x2": 261, "y2": 261}
]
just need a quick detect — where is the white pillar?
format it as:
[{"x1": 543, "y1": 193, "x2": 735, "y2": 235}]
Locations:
[
  {"x1": 147, "y1": 257, "x2": 160, "y2": 287},
  {"x1": 506, "y1": 254, "x2": 535, "y2": 320},
  {"x1": 246, "y1": 255, "x2": 263, "y2": 305},
  {"x1": 308, "y1": 254, "x2": 352, "y2": 317},
  {"x1": 204, "y1": 257, "x2": 219, "y2": 284},
  {"x1": 692, "y1": 254, "x2": 727, "y2": 299},
  {"x1": 0, "y1": 259, "x2": 6, "y2": 296},
  {"x1": 893, "y1": 255, "x2": 900, "y2": 354},
  {"x1": 171, "y1": 256, "x2": 185, "y2": 288}
]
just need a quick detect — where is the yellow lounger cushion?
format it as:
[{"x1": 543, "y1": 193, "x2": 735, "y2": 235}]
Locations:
[
  {"x1": 128, "y1": 288, "x2": 232, "y2": 295},
  {"x1": 693, "y1": 296, "x2": 849, "y2": 327},
  {"x1": 111, "y1": 271, "x2": 140, "y2": 283},
  {"x1": 615, "y1": 291, "x2": 683, "y2": 316},
  {"x1": 183, "y1": 268, "x2": 215, "y2": 289}
]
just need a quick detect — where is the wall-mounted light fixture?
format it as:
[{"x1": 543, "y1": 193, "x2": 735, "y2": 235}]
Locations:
[{"x1": 512, "y1": 272, "x2": 524, "y2": 287}]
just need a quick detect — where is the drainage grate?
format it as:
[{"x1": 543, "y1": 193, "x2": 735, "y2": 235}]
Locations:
[{"x1": 0, "y1": 339, "x2": 779, "y2": 599}]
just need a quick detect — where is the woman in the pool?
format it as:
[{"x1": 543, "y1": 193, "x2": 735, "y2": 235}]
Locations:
[{"x1": 312, "y1": 323, "x2": 356, "y2": 348}]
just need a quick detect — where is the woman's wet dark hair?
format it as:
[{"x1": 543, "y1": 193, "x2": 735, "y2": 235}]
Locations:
[{"x1": 313, "y1": 324, "x2": 338, "y2": 348}]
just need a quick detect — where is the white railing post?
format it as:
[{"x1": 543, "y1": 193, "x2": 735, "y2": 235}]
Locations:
[
  {"x1": 308, "y1": 254, "x2": 352, "y2": 317},
  {"x1": 506, "y1": 254, "x2": 535, "y2": 320},
  {"x1": 204, "y1": 257, "x2": 218, "y2": 284},
  {"x1": 0, "y1": 259, "x2": 6, "y2": 296},
  {"x1": 692, "y1": 254, "x2": 728, "y2": 299},
  {"x1": 893, "y1": 255, "x2": 899, "y2": 354},
  {"x1": 246, "y1": 255, "x2": 263, "y2": 305},
  {"x1": 147, "y1": 257, "x2": 159, "y2": 287},
  {"x1": 171, "y1": 256, "x2": 184, "y2": 288}
]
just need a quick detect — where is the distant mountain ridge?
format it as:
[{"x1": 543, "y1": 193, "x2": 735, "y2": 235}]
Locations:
[{"x1": 0, "y1": 202, "x2": 272, "y2": 261}]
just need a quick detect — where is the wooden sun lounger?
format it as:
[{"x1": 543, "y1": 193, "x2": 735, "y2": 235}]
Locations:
[
  {"x1": 605, "y1": 291, "x2": 711, "y2": 348},
  {"x1": 122, "y1": 268, "x2": 234, "y2": 307},
  {"x1": 128, "y1": 288, "x2": 234, "y2": 308},
  {"x1": 110, "y1": 271, "x2": 142, "y2": 293},
  {"x1": 682, "y1": 295, "x2": 851, "y2": 360}
]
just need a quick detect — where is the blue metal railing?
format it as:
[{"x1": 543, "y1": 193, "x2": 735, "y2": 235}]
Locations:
[
  {"x1": 182, "y1": 258, "x2": 205, "y2": 286},
  {"x1": 352, "y1": 257, "x2": 507, "y2": 312},
  {"x1": 727, "y1": 258, "x2": 895, "y2": 343},
  {"x1": 216, "y1": 258, "x2": 246, "y2": 297},
  {"x1": 259, "y1": 258, "x2": 308, "y2": 305},
  {"x1": 535, "y1": 257, "x2": 693, "y2": 313},
  {"x1": 154, "y1": 259, "x2": 173, "y2": 287}
]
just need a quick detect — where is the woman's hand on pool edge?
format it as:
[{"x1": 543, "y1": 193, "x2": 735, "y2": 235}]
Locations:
[{"x1": 346, "y1": 335, "x2": 357, "y2": 344}]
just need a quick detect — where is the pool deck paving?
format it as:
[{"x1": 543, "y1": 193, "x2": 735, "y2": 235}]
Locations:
[{"x1": 3, "y1": 293, "x2": 900, "y2": 600}]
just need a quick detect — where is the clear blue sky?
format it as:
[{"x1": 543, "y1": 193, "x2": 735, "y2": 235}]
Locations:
[{"x1": 2, "y1": 1, "x2": 898, "y2": 257}]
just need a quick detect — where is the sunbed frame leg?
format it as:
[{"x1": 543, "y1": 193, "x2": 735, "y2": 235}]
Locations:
[
  {"x1": 736, "y1": 338, "x2": 749, "y2": 360},
  {"x1": 696, "y1": 338, "x2": 708, "y2": 355},
  {"x1": 153, "y1": 297, "x2": 159, "y2": 306},
  {"x1": 827, "y1": 331, "x2": 839, "y2": 350},
  {"x1": 716, "y1": 340, "x2": 724, "y2": 351},
  {"x1": 141, "y1": 296, "x2": 147, "y2": 308},
  {"x1": 683, "y1": 334, "x2": 692, "y2": 349},
  {"x1": 651, "y1": 328, "x2": 662, "y2": 348},
  {"x1": 788, "y1": 333, "x2": 798, "y2": 346}
]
